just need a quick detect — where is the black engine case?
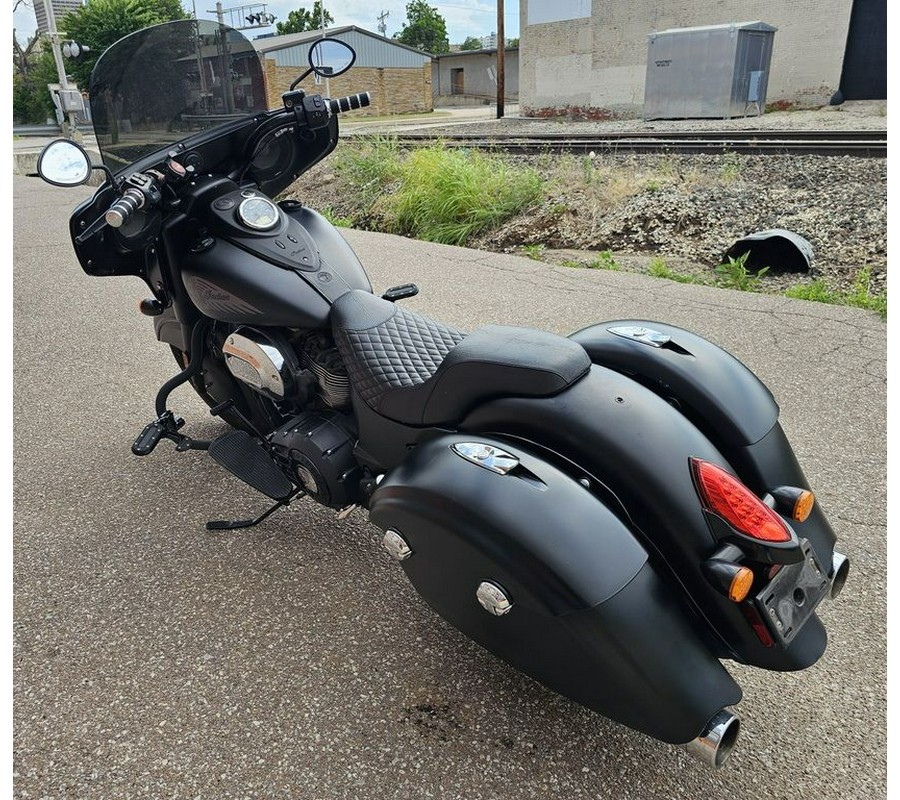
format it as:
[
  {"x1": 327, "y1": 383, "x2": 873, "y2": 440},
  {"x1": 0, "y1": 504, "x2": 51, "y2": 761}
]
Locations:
[{"x1": 271, "y1": 411, "x2": 361, "y2": 508}]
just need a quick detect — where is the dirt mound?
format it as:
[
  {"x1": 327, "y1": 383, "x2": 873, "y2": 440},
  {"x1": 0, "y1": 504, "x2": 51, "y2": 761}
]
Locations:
[{"x1": 286, "y1": 149, "x2": 886, "y2": 296}]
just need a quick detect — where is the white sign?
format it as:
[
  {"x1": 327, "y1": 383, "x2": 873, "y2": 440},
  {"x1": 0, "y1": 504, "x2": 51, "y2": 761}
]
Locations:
[{"x1": 527, "y1": 0, "x2": 591, "y2": 25}]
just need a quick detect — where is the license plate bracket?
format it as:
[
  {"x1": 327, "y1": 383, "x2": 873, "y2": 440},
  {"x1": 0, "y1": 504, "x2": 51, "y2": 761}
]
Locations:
[{"x1": 754, "y1": 538, "x2": 829, "y2": 646}]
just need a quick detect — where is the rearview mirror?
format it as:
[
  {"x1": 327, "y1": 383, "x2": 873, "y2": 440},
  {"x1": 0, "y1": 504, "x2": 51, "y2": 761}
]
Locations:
[
  {"x1": 36, "y1": 139, "x2": 93, "y2": 187},
  {"x1": 308, "y1": 38, "x2": 356, "y2": 78}
]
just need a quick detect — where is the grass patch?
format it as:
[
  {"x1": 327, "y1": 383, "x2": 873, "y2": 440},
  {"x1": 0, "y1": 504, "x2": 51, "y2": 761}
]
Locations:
[
  {"x1": 521, "y1": 243, "x2": 546, "y2": 260},
  {"x1": 332, "y1": 139, "x2": 543, "y2": 245},
  {"x1": 591, "y1": 250, "x2": 620, "y2": 270},
  {"x1": 720, "y1": 151, "x2": 743, "y2": 182},
  {"x1": 649, "y1": 257, "x2": 708, "y2": 285},
  {"x1": 382, "y1": 145, "x2": 543, "y2": 245},
  {"x1": 783, "y1": 279, "x2": 835, "y2": 304},
  {"x1": 319, "y1": 206, "x2": 353, "y2": 227},
  {"x1": 333, "y1": 135, "x2": 402, "y2": 206},
  {"x1": 785, "y1": 267, "x2": 887, "y2": 318}
]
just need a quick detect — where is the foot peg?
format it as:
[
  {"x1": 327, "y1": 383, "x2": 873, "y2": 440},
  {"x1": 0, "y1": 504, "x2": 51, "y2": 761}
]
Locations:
[
  {"x1": 381, "y1": 283, "x2": 419, "y2": 302},
  {"x1": 208, "y1": 430, "x2": 294, "y2": 501},
  {"x1": 132, "y1": 421, "x2": 166, "y2": 456},
  {"x1": 132, "y1": 412, "x2": 185, "y2": 456}
]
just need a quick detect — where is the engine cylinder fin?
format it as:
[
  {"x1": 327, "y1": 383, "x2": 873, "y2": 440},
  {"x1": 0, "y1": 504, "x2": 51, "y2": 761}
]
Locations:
[{"x1": 299, "y1": 340, "x2": 351, "y2": 409}]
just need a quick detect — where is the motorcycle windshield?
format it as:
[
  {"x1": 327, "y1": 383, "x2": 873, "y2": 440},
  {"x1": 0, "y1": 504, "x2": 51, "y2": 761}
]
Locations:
[{"x1": 88, "y1": 20, "x2": 268, "y2": 172}]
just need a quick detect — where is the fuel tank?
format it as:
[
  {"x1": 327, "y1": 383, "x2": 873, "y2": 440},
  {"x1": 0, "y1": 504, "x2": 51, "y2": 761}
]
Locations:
[{"x1": 179, "y1": 185, "x2": 372, "y2": 328}]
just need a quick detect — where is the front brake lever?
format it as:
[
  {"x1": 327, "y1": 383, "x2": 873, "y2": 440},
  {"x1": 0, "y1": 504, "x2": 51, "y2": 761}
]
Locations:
[{"x1": 74, "y1": 212, "x2": 109, "y2": 245}]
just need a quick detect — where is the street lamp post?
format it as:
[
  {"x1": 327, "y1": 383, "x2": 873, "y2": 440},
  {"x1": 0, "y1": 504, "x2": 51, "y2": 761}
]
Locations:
[{"x1": 41, "y1": 0, "x2": 80, "y2": 139}]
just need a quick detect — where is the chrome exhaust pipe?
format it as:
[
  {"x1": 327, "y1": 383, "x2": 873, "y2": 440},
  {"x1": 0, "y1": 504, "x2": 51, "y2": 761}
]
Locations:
[
  {"x1": 680, "y1": 709, "x2": 740, "y2": 767},
  {"x1": 830, "y1": 551, "x2": 850, "y2": 599}
]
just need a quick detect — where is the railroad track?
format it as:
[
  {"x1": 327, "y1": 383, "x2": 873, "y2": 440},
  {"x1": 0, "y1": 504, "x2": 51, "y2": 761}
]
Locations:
[{"x1": 346, "y1": 129, "x2": 886, "y2": 157}]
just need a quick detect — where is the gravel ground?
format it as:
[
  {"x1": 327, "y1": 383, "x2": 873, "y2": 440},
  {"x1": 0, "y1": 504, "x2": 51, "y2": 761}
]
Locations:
[
  {"x1": 289, "y1": 105, "x2": 887, "y2": 298},
  {"x1": 469, "y1": 152, "x2": 887, "y2": 295},
  {"x1": 399, "y1": 100, "x2": 889, "y2": 137}
]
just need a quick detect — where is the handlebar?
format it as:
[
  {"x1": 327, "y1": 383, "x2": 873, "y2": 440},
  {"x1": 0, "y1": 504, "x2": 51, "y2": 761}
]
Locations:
[
  {"x1": 329, "y1": 92, "x2": 371, "y2": 115},
  {"x1": 108, "y1": 93, "x2": 370, "y2": 231},
  {"x1": 105, "y1": 187, "x2": 146, "y2": 229}
]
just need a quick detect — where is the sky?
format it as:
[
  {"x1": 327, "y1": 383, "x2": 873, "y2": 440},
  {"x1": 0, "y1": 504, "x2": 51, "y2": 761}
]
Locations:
[{"x1": 13, "y1": 1, "x2": 521, "y2": 45}]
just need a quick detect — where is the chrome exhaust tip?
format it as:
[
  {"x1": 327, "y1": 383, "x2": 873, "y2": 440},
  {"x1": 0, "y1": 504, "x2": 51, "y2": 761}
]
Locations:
[
  {"x1": 830, "y1": 551, "x2": 850, "y2": 599},
  {"x1": 681, "y1": 709, "x2": 741, "y2": 768}
]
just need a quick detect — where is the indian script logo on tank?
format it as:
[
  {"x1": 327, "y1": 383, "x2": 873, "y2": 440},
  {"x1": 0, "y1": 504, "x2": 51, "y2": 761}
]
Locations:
[{"x1": 189, "y1": 277, "x2": 263, "y2": 316}]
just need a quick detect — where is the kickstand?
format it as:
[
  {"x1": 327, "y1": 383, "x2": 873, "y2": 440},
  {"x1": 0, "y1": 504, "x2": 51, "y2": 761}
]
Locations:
[{"x1": 206, "y1": 488, "x2": 305, "y2": 531}]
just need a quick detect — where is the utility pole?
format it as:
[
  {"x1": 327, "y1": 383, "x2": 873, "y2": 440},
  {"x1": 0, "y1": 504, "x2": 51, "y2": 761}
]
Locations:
[
  {"x1": 320, "y1": 2, "x2": 330, "y2": 97},
  {"x1": 41, "y1": 0, "x2": 79, "y2": 139},
  {"x1": 496, "y1": 0, "x2": 505, "y2": 119},
  {"x1": 377, "y1": 10, "x2": 389, "y2": 37}
]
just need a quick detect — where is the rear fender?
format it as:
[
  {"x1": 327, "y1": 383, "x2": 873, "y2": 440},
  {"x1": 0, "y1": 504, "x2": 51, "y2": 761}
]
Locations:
[
  {"x1": 369, "y1": 433, "x2": 742, "y2": 745},
  {"x1": 569, "y1": 321, "x2": 837, "y2": 567},
  {"x1": 569, "y1": 321, "x2": 778, "y2": 448},
  {"x1": 461, "y1": 367, "x2": 828, "y2": 671}
]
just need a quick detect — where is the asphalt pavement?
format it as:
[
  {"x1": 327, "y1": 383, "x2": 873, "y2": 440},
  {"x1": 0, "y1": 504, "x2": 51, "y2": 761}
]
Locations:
[{"x1": 13, "y1": 174, "x2": 887, "y2": 799}]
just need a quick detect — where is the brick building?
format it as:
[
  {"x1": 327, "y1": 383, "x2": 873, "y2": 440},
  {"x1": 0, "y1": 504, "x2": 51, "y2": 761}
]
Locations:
[
  {"x1": 519, "y1": 0, "x2": 886, "y2": 118},
  {"x1": 254, "y1": 26, "x2": 433, "y2": 115}
]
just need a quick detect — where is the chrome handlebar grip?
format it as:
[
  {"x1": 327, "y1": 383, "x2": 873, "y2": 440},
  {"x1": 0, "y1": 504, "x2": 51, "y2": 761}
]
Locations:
[{"x1": 105, "y1": 187, "x2": 146, "y2": 229}]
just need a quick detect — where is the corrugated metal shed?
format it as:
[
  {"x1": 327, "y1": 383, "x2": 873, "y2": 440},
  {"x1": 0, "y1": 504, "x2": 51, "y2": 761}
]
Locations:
[
  {"x1": 254, "y1": 25, "x2": 432, "y2": 69},
  {"x1": 643, "y1": 21, "x2": 777, "y2": 120}
]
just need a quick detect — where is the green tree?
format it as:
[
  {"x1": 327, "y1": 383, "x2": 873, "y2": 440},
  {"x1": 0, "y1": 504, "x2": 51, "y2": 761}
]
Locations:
[
  {"x1": 60, "y1": 0, "x2": 188, "y2": 89},
  {"x1": 13, "y1": 48, "x2": 61, "y2": 123},
  {"x1": 275, "y1": 2, "x2": 334, "y2": 35},
  {"x1": 459, "y1": 36, "x2": 482, "y2": 51},
  {"x1": 507, "y1": 37, "x2": 519, "y2": 48},
  {"x1": 394, "y1": 1, "x2": 449, "y2": 54}
]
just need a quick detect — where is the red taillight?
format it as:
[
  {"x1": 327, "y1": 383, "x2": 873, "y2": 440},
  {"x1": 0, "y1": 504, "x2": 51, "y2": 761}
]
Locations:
[
  {"x1": 740, "y1": 602, "x2": 775, "y2": 647},
  {"x1": 691, "y1": 458, "x2": 792, "y2": 543}
]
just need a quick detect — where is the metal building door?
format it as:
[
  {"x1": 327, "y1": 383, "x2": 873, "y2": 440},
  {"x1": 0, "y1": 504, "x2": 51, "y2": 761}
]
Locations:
[
  {"x1": 839, "y1": 0, "x2": 886, "y2": 99},
  {"x1": 451, "y1": 68, "x2": 464, "y2": 95}
]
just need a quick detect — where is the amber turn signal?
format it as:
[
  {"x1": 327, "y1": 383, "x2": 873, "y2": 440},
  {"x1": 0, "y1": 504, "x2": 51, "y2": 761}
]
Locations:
[
  {"x1": 728, "y1": 566, "x2": 754, "y2": 602},
  {"x1": 770, "y1": 486, "x2": 815, "y2": 522},
  {"x1": 701, "y1": 559, "x2": 755, "y2": 603}
]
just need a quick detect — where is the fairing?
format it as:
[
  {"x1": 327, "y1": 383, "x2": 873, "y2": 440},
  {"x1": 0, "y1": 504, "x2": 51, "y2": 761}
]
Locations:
[{"x1": 89, "y1": 20, "x2": 267, "y2": 173}]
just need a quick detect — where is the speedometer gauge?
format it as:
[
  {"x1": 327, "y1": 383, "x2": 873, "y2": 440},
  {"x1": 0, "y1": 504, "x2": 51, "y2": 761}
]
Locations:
[{"x1": 237, "y1": 196, "x2": 280, "y2": 231}]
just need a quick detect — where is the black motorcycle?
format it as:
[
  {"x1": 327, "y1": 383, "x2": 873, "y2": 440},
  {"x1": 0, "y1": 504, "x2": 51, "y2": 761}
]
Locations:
[{"x1": 35, "y1": 20, "x2": 849, "y2": 768}]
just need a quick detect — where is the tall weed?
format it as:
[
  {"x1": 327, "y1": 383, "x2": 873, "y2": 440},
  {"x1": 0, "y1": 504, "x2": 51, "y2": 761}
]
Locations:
[
  {"x1": 333, "y1": 136, "x2": 401, "y2": 204},
  {"x1": 383, "y1": 145, "x2": 543, "y2": 245}
]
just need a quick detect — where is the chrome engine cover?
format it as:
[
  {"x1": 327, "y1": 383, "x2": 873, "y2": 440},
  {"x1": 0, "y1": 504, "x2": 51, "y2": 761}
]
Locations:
[{"x1": 223, "y1": 328, "x2": 300, "y2": 401}]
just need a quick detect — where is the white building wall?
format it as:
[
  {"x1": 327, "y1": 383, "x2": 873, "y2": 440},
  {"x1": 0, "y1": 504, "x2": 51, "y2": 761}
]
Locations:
[{"x1": 521, "y1": 0, "x2": 856, "y2": 117}]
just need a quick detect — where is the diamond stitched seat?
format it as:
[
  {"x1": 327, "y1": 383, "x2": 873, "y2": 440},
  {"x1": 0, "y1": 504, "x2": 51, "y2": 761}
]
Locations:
[
  {"x1": 332, "y1": 290, "x2": 467, "y2": 409},
  {"x1": 331, "y1": 290, "x2": 590, "y2": 425}
]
